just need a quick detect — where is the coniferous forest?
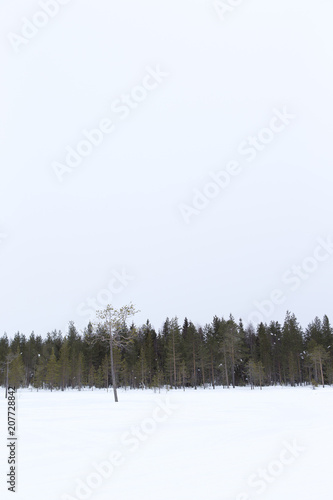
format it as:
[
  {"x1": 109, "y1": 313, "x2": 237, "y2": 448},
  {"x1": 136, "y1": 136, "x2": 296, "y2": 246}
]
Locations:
[{"x1": 1, "y1": 311, "x2": 332, "y2": 392}]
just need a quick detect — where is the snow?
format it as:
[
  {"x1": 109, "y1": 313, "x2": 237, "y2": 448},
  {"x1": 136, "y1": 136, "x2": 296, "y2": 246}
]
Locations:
[{"x1": 1, "y1": 386, "x2": 332, "y2": 499}]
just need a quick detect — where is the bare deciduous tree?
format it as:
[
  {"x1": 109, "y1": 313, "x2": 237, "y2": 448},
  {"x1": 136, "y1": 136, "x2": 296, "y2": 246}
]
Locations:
[{"x1": 95, "y1": 303, "x2": 139, "y2": 402}]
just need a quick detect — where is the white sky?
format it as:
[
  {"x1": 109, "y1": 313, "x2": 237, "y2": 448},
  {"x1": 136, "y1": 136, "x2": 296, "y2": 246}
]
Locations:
[{"x1": 1, "y1": 0, "x2": 332, "y2": 337}]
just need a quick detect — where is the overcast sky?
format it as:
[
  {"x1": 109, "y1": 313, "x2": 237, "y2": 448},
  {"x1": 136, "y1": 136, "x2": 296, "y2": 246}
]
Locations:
[{"x1": 1, "y1": 0, "x2": 332, "y2": 338}]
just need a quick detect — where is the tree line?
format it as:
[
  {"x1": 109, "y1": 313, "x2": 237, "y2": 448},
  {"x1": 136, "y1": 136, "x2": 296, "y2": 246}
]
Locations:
[{"x1": 1, "y1": 310, "x2": 332, "y2": 394}]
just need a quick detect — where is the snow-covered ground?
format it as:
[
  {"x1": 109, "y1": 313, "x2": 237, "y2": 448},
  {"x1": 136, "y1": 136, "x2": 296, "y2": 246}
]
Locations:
[{"x1": 0, "y1": 385, "x2": 332, "y2": 500}]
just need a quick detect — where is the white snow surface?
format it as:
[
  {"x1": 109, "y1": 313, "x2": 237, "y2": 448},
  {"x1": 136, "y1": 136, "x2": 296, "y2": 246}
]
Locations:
[{"x1": 0, "y1": 386, "x2": 332, "y2": 500}]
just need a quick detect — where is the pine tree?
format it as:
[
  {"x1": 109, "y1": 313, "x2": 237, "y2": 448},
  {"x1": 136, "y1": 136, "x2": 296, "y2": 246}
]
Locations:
[
  {"x1": 305, "y1": 317, "x2": 323, "y2": 347},
  {"x1": 67, "y1": 322, "x2": 82, "y2": 388},
  {"x1": 45, "y1": 348, "x2": 59, "y2": 391},
  {"x1": 8, "y1": 350, "x2": 25, "y2": 389},
  {"x1": 219, "y1": 315, "x2": 244, "y2": 388},
  {"x1": 142, "y1": 320, "x2": 157, "y2": 387},
  {"x1": 268, "y1": 321, "x2": 283, "y2": 384},
  {"x1": 205, "y1": 322, "x2": 219, "y2": 388},
  {"x1": 322, "y1": 315, "x2": 333, "y2": 383},
  {"x1": 59, "y1": 339, "x2": 70, "y2": 391},
  {"x1": 137, "y1": 346, "x2": 148, "y2": 389},
  {"x1": 33, "y1": 356, "x2": 46, "y2": 390},
  {"x1": 281, "y1": 312, "x2": 303, "y2": 385},
  {"x1": 95, "y1": 365, "x2": 104, "y2": 388},
  {"x1": 257, "y1": 323, "x2": 272, "y2": 385},
  {"x1": 165, "y1": 317, "x2": 182, "y2": 388},
  {"x1": 95, "y1": 303, "x2": 139, "y2": 402},
  {"x1": 0, "y1": 334, "x2": 9, "y2": 387},
  {"x1": 88, "y1": 364, "x2": 95, "y2": 389},
  {"x1": 182, "y1": 318, "x2": 201, "y2": 389},
  {"x1": 76, "y1": 352, "x2": 84, "y2": 390}
]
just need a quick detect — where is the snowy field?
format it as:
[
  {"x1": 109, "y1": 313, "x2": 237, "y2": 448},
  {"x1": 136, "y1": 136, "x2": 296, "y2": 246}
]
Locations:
[{"x1": 1, "y1": 386, "x2": 332, "y2": 500}]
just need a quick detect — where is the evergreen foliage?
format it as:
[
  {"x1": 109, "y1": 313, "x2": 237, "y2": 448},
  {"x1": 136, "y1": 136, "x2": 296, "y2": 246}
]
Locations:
[{"x1": 2, "y1": 311, "x2": 333, "y2": 391}]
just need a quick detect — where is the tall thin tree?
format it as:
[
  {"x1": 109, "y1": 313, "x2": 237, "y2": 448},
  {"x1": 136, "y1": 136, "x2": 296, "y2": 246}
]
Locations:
[{"x1": 95, "y1": 303, "x2": 139, "y2": 402}]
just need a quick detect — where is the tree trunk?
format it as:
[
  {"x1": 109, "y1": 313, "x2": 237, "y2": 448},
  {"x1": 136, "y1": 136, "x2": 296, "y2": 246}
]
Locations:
[
  {"x1": 231, "y1": 359, "x2": 235, "y2": 389},
  {"x1": 224, "y1": 348, "x2": 229, "y2": 388},
  {"x1": 141, "y1": 355, "x2": 144, "y2": 390},
  {"x1": 201, "y1": 358, "x2": 205, "y2": 388},
  {"x1": 319, "y1": 359, "x2": 325, "y2": 388},
  {"x1": 231, "y1": 344, "x2": 235, "y2": 389},
  {"x1": 193, "y1": 345, "x2": 197, "y2": 390},
  {"x1": 5, "y1": 361, "x2": 9, "y2": 398},
  {"x1": 211, "y1": 353, "x2": 215, "y2": 389},
  {"x1": 298, "y1": 356, "x2": 302, "y2": 385},
  {"x1": 172, "y1": 333, "x2": 177, "y2": 388},
  {"x1": 106, "y1": 360, "x2": 109, "y2": 392},
  {"x1": 109, "y1": 331, "x2": 118, "y2": 402}
]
